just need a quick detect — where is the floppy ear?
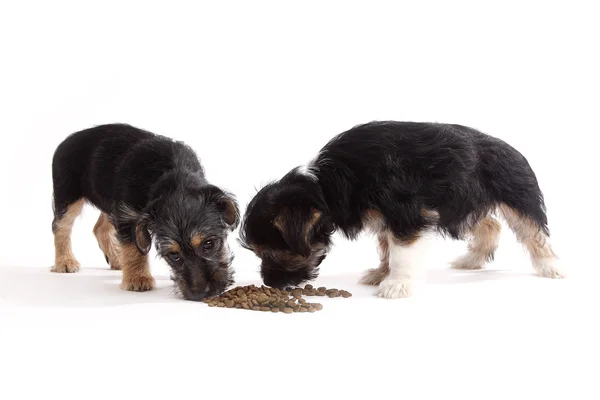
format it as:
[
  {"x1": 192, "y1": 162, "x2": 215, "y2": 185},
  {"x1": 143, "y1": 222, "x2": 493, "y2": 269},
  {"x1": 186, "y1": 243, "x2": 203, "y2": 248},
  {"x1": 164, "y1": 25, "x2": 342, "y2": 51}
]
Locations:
[
  {"x1": 273, "y1": 208, "x2": 321, "y2": 257},
  {"x1": 217, "y1": 192, "x2": 240, "y2": 230},
  {"x1": 134, "y1": 219, "x2": 152, "y2": 255}
]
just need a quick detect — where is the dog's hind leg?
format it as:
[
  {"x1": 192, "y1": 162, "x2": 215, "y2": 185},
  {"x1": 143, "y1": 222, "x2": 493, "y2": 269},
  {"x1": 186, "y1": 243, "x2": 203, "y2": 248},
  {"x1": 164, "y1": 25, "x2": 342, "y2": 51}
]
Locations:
[
  {"x1": 499, "y1": 204, "x2": 565, "y2": 278},
  {"x1": 359, "y1": 232, "x2": 390, "y2": 285},
  {"x1": 93, "y1": 213, "x2": 121, "y2": 270},
  {"x1": 51, "y1": 199, "x2": 84, "y2": 273},
  {"x1": 451, "y1": 216, "x2": 501, "y2": 270}
]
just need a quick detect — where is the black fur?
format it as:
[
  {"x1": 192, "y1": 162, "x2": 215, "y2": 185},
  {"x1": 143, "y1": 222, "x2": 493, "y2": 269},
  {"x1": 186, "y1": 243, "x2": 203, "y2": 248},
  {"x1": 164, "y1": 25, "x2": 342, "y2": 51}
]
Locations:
[
  {"x1": 52, "y1": 123, "x2": 239, "y2": 300},
  {"x1": 239, "y1": 121, "x2": 549, "y2": 288}
]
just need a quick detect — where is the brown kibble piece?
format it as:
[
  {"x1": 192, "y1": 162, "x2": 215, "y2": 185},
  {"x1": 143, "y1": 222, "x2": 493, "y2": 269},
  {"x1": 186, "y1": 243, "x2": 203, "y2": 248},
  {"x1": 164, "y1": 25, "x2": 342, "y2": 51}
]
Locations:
[
  {"x1": 217, "y1": 302, "x2": 225, "y2": 307},
  {"x1": 283, "y1": 307, "x2": 293, "y2": 314},
  {"x1": 313, "y1": 303, "x2": 323, "y2": 310},
  {"x1": 260, "y1": 307, "x2": 270, "y2": 312},
  {"x1": 317, "y1": 287, "x2": 326, "y2": 292},
  {"x1": 298, "y1": 307, "x2": 308, "y2": 313},
  {"x1": 257, "y1": 294, "x2": 269, "y2": 303},
  {"x1": 271, "y1": 308, "x2": 280, "y2": 313},
  {"x1": 307, "y1": 306, "x2": 316, "y2": 313},
  {"x1": 305, "y1": 284, "x2": 313, "y2": 290}
]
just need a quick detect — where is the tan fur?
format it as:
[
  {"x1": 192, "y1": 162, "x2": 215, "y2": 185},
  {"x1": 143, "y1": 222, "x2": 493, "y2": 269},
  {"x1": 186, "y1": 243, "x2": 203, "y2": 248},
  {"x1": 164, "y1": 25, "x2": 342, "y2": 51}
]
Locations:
[
  {"x1": 93, "y1": 213, "x2": 121, "y2": 270},
  {"x1": 119, "y1": 243, "x2": 156, "y2": 291},
  {"x1": 391, "y1": 231, "x2": 421, "y2": 246},
  {"x1": 52, "y1": 199, "x2": 85, "y2": 273},
  {"x1": 498, "y1": 205, "x2": 554, "y2": 259},
  {"x1": 452, "y1": 216, "x2": 502, "y2": 270},
  {"x1": 421, "y1": 208, "x2": 440, "y2": 222},
  {"x1": 191, "y1": 234, "x2": 205, "y2": 248},
  {"x1": 304, "y1": 210, "x2": 322, "y2": 237},
  {"x1": 498, "y1": 204, "x2": 564, "y2": 278},
  {"x1": 274, "y1": 208, "x2": 322, "y2": 244},
  {"x1": 362, "y1": 209, "x2": 385, "y2": 234},
  {"x1": 359, "y1": 232, "x2": 391, "y2": 285},
  {"x1": 167, "y1": 242, "x2": 181, "y2": 253}
]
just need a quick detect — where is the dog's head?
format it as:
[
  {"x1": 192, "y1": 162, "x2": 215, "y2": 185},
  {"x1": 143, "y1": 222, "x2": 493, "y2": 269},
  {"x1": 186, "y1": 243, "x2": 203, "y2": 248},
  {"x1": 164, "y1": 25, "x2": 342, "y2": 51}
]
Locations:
[
  {"x1": 239, "y1": 170, "x2": 335, "y2": 288},
  {"x1": 131, "y1": 183, "x2": 239, "y2": 301}
]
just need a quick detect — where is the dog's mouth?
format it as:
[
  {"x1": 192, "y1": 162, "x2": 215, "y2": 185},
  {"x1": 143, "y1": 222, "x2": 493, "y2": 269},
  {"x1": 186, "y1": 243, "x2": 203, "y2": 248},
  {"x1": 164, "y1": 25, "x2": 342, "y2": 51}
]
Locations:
[{"x1": 171, "y1": 274, "x2": 233, "y2": 302}]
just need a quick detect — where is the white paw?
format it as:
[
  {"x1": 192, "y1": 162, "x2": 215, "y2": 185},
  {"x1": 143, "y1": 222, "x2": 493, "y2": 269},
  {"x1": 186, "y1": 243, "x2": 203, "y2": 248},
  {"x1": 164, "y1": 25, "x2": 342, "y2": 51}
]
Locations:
[
  {"x1": 377, "y1": 279, "x2": 414, "y2": 299},
  {"x1": 535, "y1": 258, "x2": 566, "y2": 279},
  {"x1": 51, "y1": 258, "x2": 80, "y2": 273}
]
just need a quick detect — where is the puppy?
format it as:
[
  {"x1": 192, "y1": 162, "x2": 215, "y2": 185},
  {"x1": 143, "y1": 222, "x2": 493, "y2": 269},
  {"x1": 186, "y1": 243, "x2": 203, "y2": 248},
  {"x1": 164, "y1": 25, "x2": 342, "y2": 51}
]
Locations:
[
  {"x1": 51, "y1": 123, "x2": 239, "y2": 301},
  {"x1": 238, "y1": 121, "x2": 565, "y2": 298}
]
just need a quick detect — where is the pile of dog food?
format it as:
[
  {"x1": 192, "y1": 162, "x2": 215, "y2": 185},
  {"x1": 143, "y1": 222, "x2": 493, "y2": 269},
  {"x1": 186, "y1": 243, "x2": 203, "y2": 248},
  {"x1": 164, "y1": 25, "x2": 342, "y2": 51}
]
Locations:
[{"x1": 203, "y1": 284, "x2": 352, "y2": 313}]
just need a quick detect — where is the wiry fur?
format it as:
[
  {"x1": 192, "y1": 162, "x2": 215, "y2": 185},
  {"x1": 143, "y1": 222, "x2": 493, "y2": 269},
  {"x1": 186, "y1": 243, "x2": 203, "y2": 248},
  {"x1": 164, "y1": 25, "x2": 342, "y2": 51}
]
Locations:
[
  {"x1": 51, "y1": 123, "x2": 239, "y2": 301},
  {"x1": 239, "y1": 121, "x2": 565, "y2": 296}
]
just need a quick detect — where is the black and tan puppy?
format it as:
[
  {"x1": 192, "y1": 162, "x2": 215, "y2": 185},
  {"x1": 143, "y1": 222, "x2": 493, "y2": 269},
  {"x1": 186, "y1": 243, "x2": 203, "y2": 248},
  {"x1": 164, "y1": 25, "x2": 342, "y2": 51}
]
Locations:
[
  {"x1": 239, "y1": 121, "x2": 565, "y2": 298},
  {"x1": 51, "y1": 123, "x2": 239, "y2": 301}
]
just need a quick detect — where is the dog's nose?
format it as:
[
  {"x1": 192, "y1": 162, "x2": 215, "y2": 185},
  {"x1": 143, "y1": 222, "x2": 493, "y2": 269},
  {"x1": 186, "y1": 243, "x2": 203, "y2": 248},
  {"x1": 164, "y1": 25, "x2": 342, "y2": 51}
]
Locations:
[{"x1": 185, "y1": 287, "x2": 211, "y2": 302}]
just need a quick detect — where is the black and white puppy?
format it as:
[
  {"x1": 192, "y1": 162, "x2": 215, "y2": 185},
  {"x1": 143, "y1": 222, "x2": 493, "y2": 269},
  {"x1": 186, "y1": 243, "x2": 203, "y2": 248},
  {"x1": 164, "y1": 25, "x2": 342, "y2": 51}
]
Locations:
[
  {"x1": 51, "y1": 123, "x2": 239, "y2": 301},
  {"x1": 239, "y1": 121, "x2": 565, "y2": 298}
]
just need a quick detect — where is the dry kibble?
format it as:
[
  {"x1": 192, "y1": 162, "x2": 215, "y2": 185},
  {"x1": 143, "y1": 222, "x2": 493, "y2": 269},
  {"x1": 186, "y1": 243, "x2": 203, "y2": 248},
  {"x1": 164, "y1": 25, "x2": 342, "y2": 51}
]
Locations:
[{"x1": 203, "y1": 284, "x2": 349, "y2": 314}]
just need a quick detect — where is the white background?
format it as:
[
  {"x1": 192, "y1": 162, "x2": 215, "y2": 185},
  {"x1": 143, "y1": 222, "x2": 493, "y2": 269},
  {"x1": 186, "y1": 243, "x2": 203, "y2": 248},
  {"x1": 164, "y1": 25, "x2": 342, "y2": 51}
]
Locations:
[{"x1": 1, "y1": 1, "x2": 598, "y2": 399}]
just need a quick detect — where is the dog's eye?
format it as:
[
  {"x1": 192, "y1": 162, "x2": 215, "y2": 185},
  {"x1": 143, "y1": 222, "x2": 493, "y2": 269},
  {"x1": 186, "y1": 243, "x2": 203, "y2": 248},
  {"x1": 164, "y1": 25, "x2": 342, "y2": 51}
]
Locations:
[
  {"x1": 202, "y1": 240, "x2": 214, "y2": 251},
  {"x1": 168, "y1": 252, "x2": 181, "y2": 262}
]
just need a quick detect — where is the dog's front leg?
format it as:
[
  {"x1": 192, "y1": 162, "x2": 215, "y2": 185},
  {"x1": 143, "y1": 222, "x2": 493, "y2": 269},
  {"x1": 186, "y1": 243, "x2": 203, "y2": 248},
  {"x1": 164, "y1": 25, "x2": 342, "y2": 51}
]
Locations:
[
  {"x1": 377, "y1": 230, "x2": 436, "y2": 299},
  {"x1": 118, "y1": 241, "x2": 156, "y2": 292}
]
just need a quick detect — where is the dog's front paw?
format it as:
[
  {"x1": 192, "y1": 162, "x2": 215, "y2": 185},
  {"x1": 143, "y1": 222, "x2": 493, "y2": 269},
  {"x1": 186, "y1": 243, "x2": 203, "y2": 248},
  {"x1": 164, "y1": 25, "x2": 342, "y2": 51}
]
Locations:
[
  {"x1": 51, "y1": 258, "x2": 80, "y2": 273},
  {"x1": 359, "y1": 267, "x2": 389, "y2": 286},
  {"x1": 377, "y1": 279, "x2": 413, "y2": 299},
  {"x1": 121, "y1": 275, "x2": 156, "y2": 292},
  {"x1": 450, "y1": 256, "x2": 483, "y2": 270}
]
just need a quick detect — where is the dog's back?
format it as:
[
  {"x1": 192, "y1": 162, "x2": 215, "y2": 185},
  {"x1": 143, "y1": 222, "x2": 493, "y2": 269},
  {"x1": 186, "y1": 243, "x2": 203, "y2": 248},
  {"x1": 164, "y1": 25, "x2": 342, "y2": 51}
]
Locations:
[
  {"x1": 314, "y1": 121, "x2": 549, "y2": 239},
  {"x1": 52, "y1": 124, "x2": 156, "y2": 214}
]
